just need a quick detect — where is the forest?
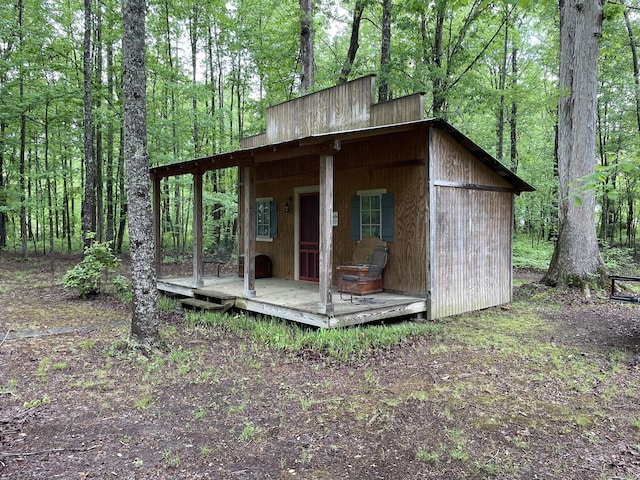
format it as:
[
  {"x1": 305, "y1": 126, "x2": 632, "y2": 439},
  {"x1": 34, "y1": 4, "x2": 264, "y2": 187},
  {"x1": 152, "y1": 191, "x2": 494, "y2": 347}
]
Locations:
[{"x1": 0, "y1": 0, "x2": 639, "y2": 261}]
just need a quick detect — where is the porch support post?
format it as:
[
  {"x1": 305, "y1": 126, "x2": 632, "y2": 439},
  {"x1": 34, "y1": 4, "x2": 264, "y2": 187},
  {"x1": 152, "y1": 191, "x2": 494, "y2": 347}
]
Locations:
[
  {"x1": 152, "y1": 173, "x2": 162, "y2": 278},
  {"x1": 242, "y1": 166, "x2": 256, "y2": 298},
  {"x1": 193, "y1": 172, "x2": 204, "y2": 288},
  {"x1": 318, "y1": 154, "x2": 334, "y2": 316}
]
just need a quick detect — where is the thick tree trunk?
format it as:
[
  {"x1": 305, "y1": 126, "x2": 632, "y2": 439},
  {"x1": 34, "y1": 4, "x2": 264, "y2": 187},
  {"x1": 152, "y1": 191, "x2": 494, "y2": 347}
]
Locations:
[
  {"x1": 299, "y1": 0, "x2": 314, "y2": 93},
  {"x1": 543, "y1": 0, "x2": 605, "y2": 287},
  {"x1": 123, "y1": 0, "x2": 160, "y2": 347}
]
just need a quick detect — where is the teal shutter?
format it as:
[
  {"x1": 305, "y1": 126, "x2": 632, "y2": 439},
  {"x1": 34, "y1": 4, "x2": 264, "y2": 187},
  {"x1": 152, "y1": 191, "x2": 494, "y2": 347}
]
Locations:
[
  {"x1": 350, "y1": 195, "x2": 360, "y2": 240},
  {"x1": 270, "y1": 200, "x2": 278, "y2": 238},
  {"x1": 381, "y1": 192, "x2": 394, "y2": 242}
]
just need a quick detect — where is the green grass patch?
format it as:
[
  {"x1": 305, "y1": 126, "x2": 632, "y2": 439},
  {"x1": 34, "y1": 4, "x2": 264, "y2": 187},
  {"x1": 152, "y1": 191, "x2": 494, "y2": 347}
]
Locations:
[
  {"x1": 513, "y1": 236, "x2": 553, "y2": 270},
  {"x1": 185, "y1": 311, "x2": 440, "y2": 363}
]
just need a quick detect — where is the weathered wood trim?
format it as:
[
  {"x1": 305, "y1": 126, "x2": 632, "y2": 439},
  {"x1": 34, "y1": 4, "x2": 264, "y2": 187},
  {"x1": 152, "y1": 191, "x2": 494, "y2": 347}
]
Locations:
[
  {"x1": 427, "y1": 127, "x2": 436, "y2": 321},
  {"x1": 432, "y1": 180, "x2": 516, "y2": 193},
  {"x1": 253, "y1": 140, "x2": 341, "y2": 163},
  {"x1": 242, "y1": 166, "x2": 256, "y2": 297},
  {"x1": 371, "y1": 93, "x2": 425, "y2": 126},
  {"x1": 193, "y1": 173, "x2": 204, "y2": 288},
  {"x1": 318, "y1": 154, "x2": 334, "y2": 317},
  {"x1": 152, "y1": 173, "x2": 162, "y2": 278}
]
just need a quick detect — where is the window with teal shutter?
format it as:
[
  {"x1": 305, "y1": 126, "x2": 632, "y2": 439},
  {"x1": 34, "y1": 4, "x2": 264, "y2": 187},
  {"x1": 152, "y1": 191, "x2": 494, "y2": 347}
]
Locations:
[
  {"x1": 256, "y1": 199, "x2": 278, "y2": 239},
  {"x1": 351, "y1": 192, "x2": 394, "y2": 242}
]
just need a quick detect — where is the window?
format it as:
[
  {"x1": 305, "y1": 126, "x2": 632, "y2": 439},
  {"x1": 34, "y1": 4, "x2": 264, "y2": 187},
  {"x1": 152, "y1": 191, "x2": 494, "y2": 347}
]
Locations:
[
  {"x1": 360, "y1": 194, "x2": 382, "y2": 238},
  {"x1": 256, "y1": 198, "x2": 278, "y2": 241},
  {"x1": 351, "y1": 191, "x2": 394, "y2": 242}
]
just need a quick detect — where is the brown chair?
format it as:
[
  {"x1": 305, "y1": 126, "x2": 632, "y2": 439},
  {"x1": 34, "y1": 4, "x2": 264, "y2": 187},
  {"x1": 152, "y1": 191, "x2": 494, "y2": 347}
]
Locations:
[{"x1": 339, "y1": 245, "x2": 388, "y2": 302}]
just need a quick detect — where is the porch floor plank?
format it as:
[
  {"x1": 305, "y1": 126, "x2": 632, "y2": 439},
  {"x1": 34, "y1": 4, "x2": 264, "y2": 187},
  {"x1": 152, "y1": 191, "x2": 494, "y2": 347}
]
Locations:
[{"x1": 158, "y1": 275, "x2": 428, "y2": 328}]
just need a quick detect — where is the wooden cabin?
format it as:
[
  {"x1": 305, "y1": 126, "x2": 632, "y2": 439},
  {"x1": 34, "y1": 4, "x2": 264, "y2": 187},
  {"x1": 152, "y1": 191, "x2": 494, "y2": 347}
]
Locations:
[{"x1": 151, "y1": 76, "x2": 534, "y2": 327}]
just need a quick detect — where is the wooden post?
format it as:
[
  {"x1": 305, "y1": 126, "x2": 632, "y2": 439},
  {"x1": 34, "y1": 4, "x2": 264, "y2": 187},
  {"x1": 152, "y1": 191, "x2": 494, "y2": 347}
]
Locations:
[
  {"x1": 243, "y1": 166, "x2": 256, "y2": 298},
  {"x1": 318, "y1": 154, "x2": 334, "y2": 316},
  {"x1": 193, "y1": 172, "x2": 204, "y2": 288},
  {"x1": 152, "y1": 173, "x2": 162, "y2": 278}
]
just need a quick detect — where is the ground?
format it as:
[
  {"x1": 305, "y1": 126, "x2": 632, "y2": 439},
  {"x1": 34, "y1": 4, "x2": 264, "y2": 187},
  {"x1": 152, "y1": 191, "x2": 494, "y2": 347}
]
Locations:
[{"x1": 1, "y1": 254, "x2": 640, "y2": 479}]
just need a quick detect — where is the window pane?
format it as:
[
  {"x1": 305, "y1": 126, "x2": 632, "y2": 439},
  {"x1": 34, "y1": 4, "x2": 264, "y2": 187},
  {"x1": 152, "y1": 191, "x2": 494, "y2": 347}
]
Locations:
[{"x1": 256, "y1": 200, "x2": 271, "y2": 237}]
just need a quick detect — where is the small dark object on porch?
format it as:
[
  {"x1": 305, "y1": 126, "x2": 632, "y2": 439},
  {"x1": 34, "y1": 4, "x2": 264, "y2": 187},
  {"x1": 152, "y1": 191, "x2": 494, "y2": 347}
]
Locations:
[
  {"x1": 203, "y1": 257, "x2": 226, "y2": 277},
  {"x1": 609, "y1": 275, "x2": 640, "y2": 303},
  {"x1": 340, "y1": 246, "x2": 388, "y2": 303}
]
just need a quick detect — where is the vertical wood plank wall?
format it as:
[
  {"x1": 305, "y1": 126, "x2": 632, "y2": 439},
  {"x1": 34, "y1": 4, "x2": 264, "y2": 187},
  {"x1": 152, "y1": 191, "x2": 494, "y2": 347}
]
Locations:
[
  {"x1": 429, "y1": 129, "x2": 513, "y2": 318},
  {"x1": 246, "y1": 129, "x2": 429, "y2": 295},
  {"x1": 266, "y1": 76, "x2": 375, "y2": 144}
]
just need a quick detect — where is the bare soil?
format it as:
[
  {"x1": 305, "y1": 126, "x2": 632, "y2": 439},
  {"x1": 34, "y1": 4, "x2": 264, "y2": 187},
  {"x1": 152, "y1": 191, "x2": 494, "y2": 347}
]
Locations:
[{"x1": 1, "y1": 254, "x2": 640, "y2": 479}]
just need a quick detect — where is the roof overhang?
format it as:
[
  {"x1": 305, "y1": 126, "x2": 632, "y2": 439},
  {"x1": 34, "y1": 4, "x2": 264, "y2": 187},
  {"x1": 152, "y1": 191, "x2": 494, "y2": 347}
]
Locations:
[{"x1": 149, "y1": 118, "x2": 534, "y2": 194}]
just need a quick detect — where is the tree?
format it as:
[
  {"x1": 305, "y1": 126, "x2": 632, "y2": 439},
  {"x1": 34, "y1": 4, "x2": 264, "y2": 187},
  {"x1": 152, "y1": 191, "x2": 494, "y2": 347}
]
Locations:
[
  {"x1": 300, "y1": 0, "x2": 314, "y2": 93},
  {"x1": 378, "y1": 0, "x2": 392, "y2": 101},
  {"x1": 338, "y1": 0, "x2": 368, "y2": 84},
  {"x1": 122, "y1": 0, "x2": 160, "y2": 346},
  {"x1": 82, "y1": 0, "x2": 95, "y2": 247},
  {"x1": 542, "y1": 0, "x2": 605, "y2": 287}
]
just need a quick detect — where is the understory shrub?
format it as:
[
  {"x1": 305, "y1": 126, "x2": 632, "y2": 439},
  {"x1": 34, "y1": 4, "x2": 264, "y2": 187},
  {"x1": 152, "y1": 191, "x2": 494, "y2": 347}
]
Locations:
[{"x1": 64, "y1": 238, "x2": 128, "y2": 297}]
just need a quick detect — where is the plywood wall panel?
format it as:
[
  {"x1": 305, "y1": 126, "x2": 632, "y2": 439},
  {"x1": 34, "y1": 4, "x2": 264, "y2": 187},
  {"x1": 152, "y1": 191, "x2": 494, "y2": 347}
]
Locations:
[
  {"x1": 430, "y1": 187, "x2": 512, "y2": 318},
  {"x1": 431, "y1": 128, "x2": 512, "y2": 189}
]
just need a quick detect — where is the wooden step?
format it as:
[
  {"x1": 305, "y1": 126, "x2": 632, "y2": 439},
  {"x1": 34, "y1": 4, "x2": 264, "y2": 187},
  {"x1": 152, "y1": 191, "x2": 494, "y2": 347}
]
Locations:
[
  {"x1": 192, "y1": 289, "x2": 236, "y2": 302},
  {"x1": 181, "y1": 298, "x2": 226, "y2": 311},
  {"x1": 180, "y1": 296, "x2": 235, "y2": 313}
]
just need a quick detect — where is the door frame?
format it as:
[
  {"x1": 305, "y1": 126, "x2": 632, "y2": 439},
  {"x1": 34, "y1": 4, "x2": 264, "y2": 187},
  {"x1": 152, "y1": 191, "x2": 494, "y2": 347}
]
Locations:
[{"x1": 293, "y1": 185, "x2": 319, "y2": 281}]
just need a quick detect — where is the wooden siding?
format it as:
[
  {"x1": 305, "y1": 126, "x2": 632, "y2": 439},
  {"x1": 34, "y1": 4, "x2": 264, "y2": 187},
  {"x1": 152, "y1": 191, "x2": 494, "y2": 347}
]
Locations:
[
  {"x1": 429, "y1": 127, "x2": 513, "y2": 318},
  {"x1": 241, "y1": 129, "x2": 430, "y2": 295},
  {"x1": 266, "y1": 77, "x2": 375, "y2": 144},
  {"x1": 430, "y1": 188, "x2": 512, "y2": 318},
  {"x1": 430, "y1": 128, "x2": 513, "y2": 189},
  {"x1": 371, "y1": 93, "x2": 425, "y2": 126}
]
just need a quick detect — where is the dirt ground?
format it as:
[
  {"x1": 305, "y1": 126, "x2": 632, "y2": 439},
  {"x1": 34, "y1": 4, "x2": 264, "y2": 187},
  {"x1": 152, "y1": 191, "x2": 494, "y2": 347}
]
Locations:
[{"x1": 1, "y1": 254, "x2": 640, "y2": 479}]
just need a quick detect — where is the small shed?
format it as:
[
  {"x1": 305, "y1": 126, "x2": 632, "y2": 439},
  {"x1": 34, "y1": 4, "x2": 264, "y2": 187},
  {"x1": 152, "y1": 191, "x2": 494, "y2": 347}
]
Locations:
[{"x1": 151, "y1": 76, "x2": 533, "y2": 326}]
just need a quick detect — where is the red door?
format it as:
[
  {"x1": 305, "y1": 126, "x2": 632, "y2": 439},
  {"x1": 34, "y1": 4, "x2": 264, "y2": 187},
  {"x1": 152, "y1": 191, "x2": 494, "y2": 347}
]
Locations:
[{"x1": 299, "y1": 192, "x2": 319, "y2": 282}]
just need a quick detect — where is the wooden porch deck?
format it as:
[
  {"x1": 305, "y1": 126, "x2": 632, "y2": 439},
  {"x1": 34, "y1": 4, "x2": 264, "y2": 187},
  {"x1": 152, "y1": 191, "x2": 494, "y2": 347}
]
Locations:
[{"x1": 158, "y1": 275, "x2": 428, "y2": 328}]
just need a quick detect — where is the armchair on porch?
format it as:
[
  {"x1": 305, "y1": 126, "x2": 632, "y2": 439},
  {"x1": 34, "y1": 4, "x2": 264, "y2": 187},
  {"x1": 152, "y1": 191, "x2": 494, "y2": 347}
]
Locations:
[{"x1": 338, "y1": 238, "x2": 388, "y2": 302}]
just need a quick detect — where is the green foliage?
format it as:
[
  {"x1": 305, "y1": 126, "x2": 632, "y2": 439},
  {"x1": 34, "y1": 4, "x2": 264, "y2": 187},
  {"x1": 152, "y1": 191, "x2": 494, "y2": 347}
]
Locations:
[
  {"x1": 63, "y1": 238, "x2": 122, "y2": 297},
  {"x1": 512, "y1": 235, "x2": 553, "y2": 271}
]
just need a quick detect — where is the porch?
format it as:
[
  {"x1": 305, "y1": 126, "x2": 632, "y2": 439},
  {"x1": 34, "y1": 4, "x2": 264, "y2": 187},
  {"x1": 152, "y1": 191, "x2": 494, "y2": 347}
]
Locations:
[{"x1": 157, "y1": 276, "x2": 428, "y2": 329}]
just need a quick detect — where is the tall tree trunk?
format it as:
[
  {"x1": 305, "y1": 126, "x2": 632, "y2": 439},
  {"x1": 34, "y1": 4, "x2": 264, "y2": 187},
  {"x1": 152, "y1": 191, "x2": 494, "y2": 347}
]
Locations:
[
  {"x1": 123, "y1": 0, "x2": 160, "y2": 346},
  {"x1": 83, "y1": 0, "x2": 95, "y2": 246},
  {"x1": 431, "y1": 0, "x2": 446, "y2": 116},
  {"x1": 543, "y1": 0, "x2": 605, "y2": 287},
  {"x1": 339, "y1": 0, "x2": 366, "y2": 84},
  {"x1": 106, "y1": 33, "x2": 115, "y2": 244},
  {"x1": 624, "y1": 6, "x2": 640, "y2": 133},
  {"x1": 45, "y1": 101, "x2": 54, "y2": 253},
  {"x1": 378, "y1": 0, "x2": 392, "y2": 102},
  {"x1": 300, "y1": 0, "x2": 314, "y2": 93},
  {"x1": 18, "y1": 0, "x2": 27, "y2": 258},
  {"x1": 496, "y1": 8, "x2": 509, "y2": 161},
  {"x1": 95, "y1": 3, "x2": 104, "y2": 242},
  {"x1": 116, "y1": 127, "x2": 127, "y2": 253},
  {"x1": 0, "y1": 121, "x2": 7, "y2": 248},
  {"x1": 190, "y1": 4, "x2": 200, "y2": 157},
  {"x1": 510, "y1": 45, "x2": 518, "y2": 174}
]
